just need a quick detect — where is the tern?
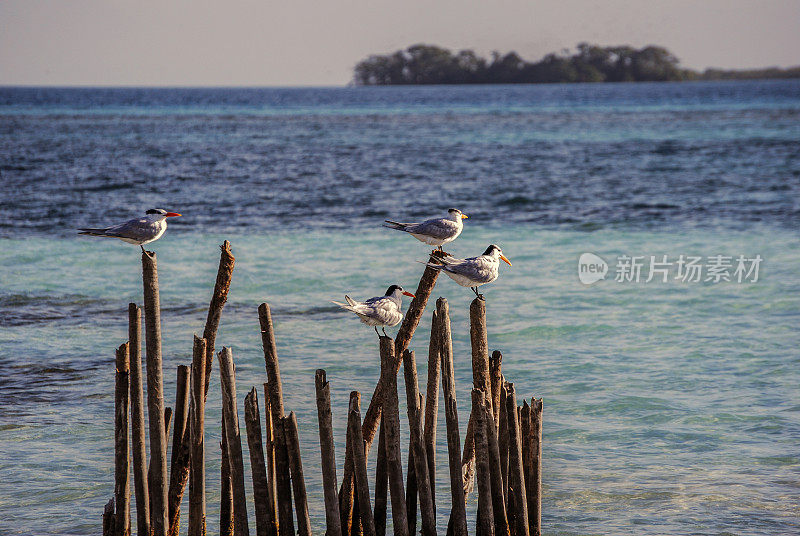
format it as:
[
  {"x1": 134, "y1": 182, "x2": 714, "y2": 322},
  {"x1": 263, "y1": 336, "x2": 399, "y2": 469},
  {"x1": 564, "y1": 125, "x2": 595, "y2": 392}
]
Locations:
[
  {"x1": 333, "y1": 285, "x2": 415, "y2": 337},
  {"x1": 426, "y1": 244, "x2": 512, "y2": 298},
  {"x1": 78, "y1": 208, "x2": 182, "y2": 252},
  {"x1": 384, "y1": 208, "x2": 468, "y2": 251}
]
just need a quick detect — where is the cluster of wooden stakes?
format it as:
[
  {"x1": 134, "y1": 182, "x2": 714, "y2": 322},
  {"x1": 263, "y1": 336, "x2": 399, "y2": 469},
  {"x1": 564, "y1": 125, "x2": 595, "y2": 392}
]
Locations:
[{"x1": 102, "y1": 241, "x2": 543, "y2": 536}]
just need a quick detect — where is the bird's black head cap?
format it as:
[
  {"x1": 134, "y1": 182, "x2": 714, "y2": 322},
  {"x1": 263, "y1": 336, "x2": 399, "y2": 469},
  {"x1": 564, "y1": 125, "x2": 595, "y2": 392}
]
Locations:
[
  {"x1": 385, "y1": 285, "x2": 403, "y2": 295},
  {"x1": 483, "y1": 244, "x2": 501, "y2": 255},
  {"x1": 146, "y1": 208, "x2": 167, "y2": 215}
]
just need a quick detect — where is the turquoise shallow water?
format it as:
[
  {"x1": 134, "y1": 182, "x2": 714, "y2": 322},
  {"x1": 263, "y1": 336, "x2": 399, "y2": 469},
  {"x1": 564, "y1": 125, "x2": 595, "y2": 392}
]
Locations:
[{"x1": 1, "y1": 225, "x2": 798, "y2": 535}]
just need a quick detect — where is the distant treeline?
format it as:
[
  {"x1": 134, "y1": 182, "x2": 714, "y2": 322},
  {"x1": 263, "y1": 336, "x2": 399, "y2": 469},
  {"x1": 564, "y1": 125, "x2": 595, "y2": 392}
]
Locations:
[{"x1": 353, "y1": 43, "x2": 800, "y2": 85}]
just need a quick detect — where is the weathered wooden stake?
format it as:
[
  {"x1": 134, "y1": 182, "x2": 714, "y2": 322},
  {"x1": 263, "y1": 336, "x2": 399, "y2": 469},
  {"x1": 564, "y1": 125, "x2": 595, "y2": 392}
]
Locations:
[
  {"x1": 348, "y1": 392, "x2": 376, "y2": 536},
  {"x1": 104, "y1": 498, "x2": 116, "y2": 536},
  {"x1": 202, "y1": 240, "x2": 235, "y2": 400},
  {"x1": 530, "y1": 399, "x2": 542, "y2": 536},
  {"x1": 259, "y1": 303, "x2": 285, "y2": 421},
  {"x1": 142, "y1": 250, "x2": 169, "y2": 536},
  {"x1": 188, "y1": 336, "x2": 207, "y2": 536},
  {"x1": 373, "y1": 421, "x2": 388, "y2": 536},
  {"x1": 315, "y1": 370, "x2": 342, "y2": 536},
  {"x1": 263, "y1": 382, "x2": 278, "y2": 536},
  {"x1": 520, "y1": 403, "x2": 533, "y2": 536},
  {"x1": 341, "y1": 416, "x2": 356, "y2": 536},
  {"x1": 149, "y1": 407, "x2": 172, "y2": 528},
  {"x1": 115, "y1": 342, "x2": 131, "y2": 536},
  {"x1": 472, "y1": 390, "x2": 494, "y2": 536},
  {"x1": 380, "y1": 336, "x2": 409, "y2": 536},
  {"x1": 505, "y1": 384, "x2": 528, "y2": 536},
  {"x1": 273, "y1": 416, "x2": 295, "y2": 536},
  {"x1": 498, "y1": 382, "x2": 509, "y2": 501},
  {"x1": 168, "y1": 365, "x2": 191, "y2": 536},
  {"x1": 221, "y1": 423, "x2": 234, "y2": 536},
  {"x1": 402, "y1": 350, "x2": 437, "y2": 536},
  {"x1": 284, "y1": 412, "x2": 312, "y2": 536},
  {"x1": 245, "y1": 388, "x2": 272, "y2": 536},
  {"x1": 423, "y1": 310, "x2": 440, "y2": 516},
  {"x1": 437, "y1": 298, "x2": 467, "y2": 536},
  {"x1": 483, "y1": 392, "x2": 509, "y2": 536},
  {"x1": 219, "y1": 347, "x2": 250, "y2": 536},
  {"x1": 128, "y1": 304, "x2": 149, "y2": 536},
  {"x1": 406, "y1": 446, "x2": 416, "y2": 536},
  {"x1": 489, "y1": 351, "x2": 503, "y2": 428}
]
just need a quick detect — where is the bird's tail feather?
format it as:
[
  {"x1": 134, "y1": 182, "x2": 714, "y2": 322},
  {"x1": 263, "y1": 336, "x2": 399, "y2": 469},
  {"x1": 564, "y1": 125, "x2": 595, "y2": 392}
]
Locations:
[
  {"x1": 344, "y1": 295, "x2": 357, "y2": 307},
  {"x1": 383, "y1": 220, "x2": 407, "y2": 231},
  {"x1": 78, "y1": 228, "x2": 110, "y2": 236},
  {"x1": 331, "y1": 300, "x2": 355, "y2": 311}
]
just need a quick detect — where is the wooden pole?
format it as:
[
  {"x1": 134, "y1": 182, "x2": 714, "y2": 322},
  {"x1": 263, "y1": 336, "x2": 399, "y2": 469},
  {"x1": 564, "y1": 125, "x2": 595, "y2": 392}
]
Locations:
[
  {"x1": 219, "y1": 347, "x2": 250, "y2": 536},
  {"x1": 340, "y1": 415, "x2": 356, "y2": 536},
  {"x1": 202, "y1": 240, "x2": 235, "y2": 400},
  {"x1": 284, "y1": 412, "x2": 312, "y2": 536},
  {"x1": 472, "y1": 390, "x2": 494, "y2": 536},
  {"x1": 128, "y1": 304, "x2": 149, "y2": 536},
  {"x1": 168, "y1": 365, "x2": 191, "y2": 536},
  {"x1": 423, "y1": 310, "x2": 440, "y2": 516},
  {"x1": 315, "y1": 370, "x2": 342, "y2": 536},
  {"x1": 373, "y1": 421, "x2": 388, "y2": 536},
  {"x1": 505, "y1": 384, "x2": 528, "y2": 536},
  {"x1": 406, "y1": 447, "x2": 416, "y2": 536},
  {"x1": 402, "y1": 350, "x2": 437, "y2": 536},
  {"x1": 348, "y1": 392, "x2": 376, "y2": 536},
  {"x1": 380, "y1": 336, "x2": 409, "y2": 536},
  {"x1": 498, "y1": 383, "x2": 509, "y2": 502},
  {"x1": 530, "y1": 399, "x2": 542, "y2": 536},
  {"x1": 104, "y1": 498, "x2": 116, "y2": 536},
  {"x1": 483, "y1": 392, "x2": 509, "y2": 536},
  {"x1": 273, "y1": 416, "x2": 295, "y2": 536},
  {"x1": 149, "y1": 407, "x2": 172, "y2": 528},
  {"x1": 437, "y1": 298, "x2": 467, "y2": 536},
  {"x1": 188, "y1": 336, "x2": 207, "y2": 536},
  {"x1": 221, "y1": 423, "x2": 234, "y2": 536},
  {"x1": 520, "y1": 402, "x2": 533, "y2": 536},
  {"x1": 141, "y1": 250, "x2": 168, "y2": 536},
  {"x1": 489, "y1": 352, "x2": 502, "y2": 428},
  {"x1": 263, "y1": 383, "x2": 278, "y2": 536},
  {"x1": 259, "y1": 303, "x2": 285, "y2": 421},
  {"x1": 115, "y1": 342, "x2": 131, "y2": 536},
  {"x1": 245, "y1": 388, "x2": 273, "y2": 536}
]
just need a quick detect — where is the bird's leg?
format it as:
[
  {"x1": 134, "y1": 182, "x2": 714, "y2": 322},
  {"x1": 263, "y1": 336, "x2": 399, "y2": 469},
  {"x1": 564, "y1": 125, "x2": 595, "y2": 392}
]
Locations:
[
  {"x1": 140, "y1": 245, "x2": 145, "y2": 253},
  {"x1": 374, "y1": 326, "x2": 380, "y2": 338},
  {"x1": 382, "y1": 327, "x2": 388, "y2": 337},
  {"x1": 471, "y1": 286, "x2": 480, "y2": 297}
]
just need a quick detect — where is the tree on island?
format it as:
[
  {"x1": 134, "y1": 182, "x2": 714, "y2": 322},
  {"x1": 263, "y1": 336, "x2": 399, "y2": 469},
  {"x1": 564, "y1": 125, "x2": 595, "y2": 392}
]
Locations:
[{"x1": 353, "y1": 43, "x2": 799, "y2": 85}]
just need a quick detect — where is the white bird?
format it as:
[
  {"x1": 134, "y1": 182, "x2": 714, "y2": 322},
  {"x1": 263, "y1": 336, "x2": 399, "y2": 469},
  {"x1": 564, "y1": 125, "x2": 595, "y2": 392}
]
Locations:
[
  {"x1": 78, "y1": 208, "x2": 182, "y2": 251},
  {"x1": 333, "y1": 285, "x2": 415, "y2": 337},
  {"x1": 426, "y1": 244, "x2": 512, "y2": 297},
  {"x1": 384, "y1": 208, "x2": 468, "y2": 251}
]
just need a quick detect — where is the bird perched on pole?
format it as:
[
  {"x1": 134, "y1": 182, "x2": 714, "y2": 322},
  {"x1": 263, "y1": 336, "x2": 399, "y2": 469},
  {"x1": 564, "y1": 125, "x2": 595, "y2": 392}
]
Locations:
[
  {"x1": 333, "y1": 285, "x2": 415, "y2": 337},
  {"x1": 78, "y1": 208, "x2": 182, "y2": 252},
  {"x1": 426, "y1": 244, "x2": 512, "y2": 298},
  {"x1": 383, "y1": 208, "x2": 468, "y2": 252}
]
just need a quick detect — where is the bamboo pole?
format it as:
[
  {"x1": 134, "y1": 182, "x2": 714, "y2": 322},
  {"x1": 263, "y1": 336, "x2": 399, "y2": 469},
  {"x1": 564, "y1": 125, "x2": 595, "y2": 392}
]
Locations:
[
  {"x1": 530, "y1": 399, "x2": 542, "y2": 536},
  {"x1": 315, "y1": 370, "x2": 342, "y2": 536},
  {"x1": 245, "y1": 388, "x2": 272, "y2": 536},
  {"x1": 423, "y1": 310, "x2": 440, "y2": 516},
  {"x1": 128, "y1": 304, "x2": 149, "y2": 536},
  {"x1": 188, "y1": 336, "x2": 207, "y2": 536},
  {"x1": 505, "y1": 384, "x2": 528, "y2": 536},
  {"x1": 348, "y1": 392, "x2": 376, "y2": 536},
  {"x1": 273, "y1": 416, "x2": 295, "y2": 536},
  {"x1": 202, "y1": 240, "x2": 235, "y2": 400},
  {"x1": 380, "y1": 336, "x2": 409, "y2": 536},
  {"x1": 497, "y1": 384, "x2": 509, "y2": 516},
  {"x1": 168, "y1": 365, "x2": 191, "y2": 536},
  {"x1": 373, "y1": 421, "x2": 388, "y2": 536},
  {"x1": 115, "y1": 342, "x2": 131, "y2": 536},
  {"x1": 472, "y1": 390, "x2": 494, "y2": 536},
  {"x1": 437, "y1": 298, "x2": 467, "y2": 536},
  {"x1": 489, "y1": 352, "x2": 502, "y2": 428},
  {"x1": 520, "y1": 403, "x2": 533, "y2": 536},
  {"x1": 482, "y1": 392, "x2": 509, "y2": 536},
  {"x1": 402, "y1": 350, "x2": 436, "y2": 536},
  {"x1": 284, "y1": 412, "x2": 312, "y2": 536},
  {"x1": 263, "y1": 383, "x2": 278, "y2": 536},
  {"x1": 219, "y1": 347, "x2": 250, "y2": 536},
  {"x1": 221, "y1": 423, "x2": 234, "y2": 536},
  {"x1": 142, "y1": 250, "x2": 169, "y2": 536}
]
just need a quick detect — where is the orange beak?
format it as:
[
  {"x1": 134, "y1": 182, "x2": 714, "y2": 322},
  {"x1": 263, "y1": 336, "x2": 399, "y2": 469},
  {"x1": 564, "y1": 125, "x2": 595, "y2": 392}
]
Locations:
[
  {"x1": 165, "y1": 212, "x2": 182, "y2": 217},
  {"x1": 403, "y1": 291, "x2": 415, "y2": 297},
  {"x1": 500, "y1": 255, "x2": 512, "y2": 266},
  {"x1": 461, "y1": 214, "x2": 468, "y2": 219}
]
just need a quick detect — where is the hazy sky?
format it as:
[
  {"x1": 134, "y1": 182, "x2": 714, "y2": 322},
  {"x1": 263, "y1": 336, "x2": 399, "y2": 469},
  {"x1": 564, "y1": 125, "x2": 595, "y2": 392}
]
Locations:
[{"x1": 2, "y1": 0, "x2": 799, "y2": 86}]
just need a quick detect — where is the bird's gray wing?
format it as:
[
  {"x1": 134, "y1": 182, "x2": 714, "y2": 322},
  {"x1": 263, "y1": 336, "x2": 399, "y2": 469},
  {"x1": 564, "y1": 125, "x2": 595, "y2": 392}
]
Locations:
[
  {"x1": 102, "y1": 218, "x2": 157, "y2": 240},
  {"x1": 407, "y1": 218, "x2": 458, "y2": 239}
]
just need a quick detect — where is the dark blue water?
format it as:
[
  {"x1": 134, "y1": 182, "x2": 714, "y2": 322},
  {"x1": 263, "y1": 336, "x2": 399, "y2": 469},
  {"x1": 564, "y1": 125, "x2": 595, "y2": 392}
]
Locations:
[{"x1": 1, "y1": 81, "x2": 799, "y2": 236}]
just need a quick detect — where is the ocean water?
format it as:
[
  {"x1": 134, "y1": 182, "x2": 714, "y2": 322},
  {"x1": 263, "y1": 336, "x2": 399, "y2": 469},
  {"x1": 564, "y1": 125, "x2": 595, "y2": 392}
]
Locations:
[{"x1": 1, "y1": 81, "x2": 799, "y2": 536}]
